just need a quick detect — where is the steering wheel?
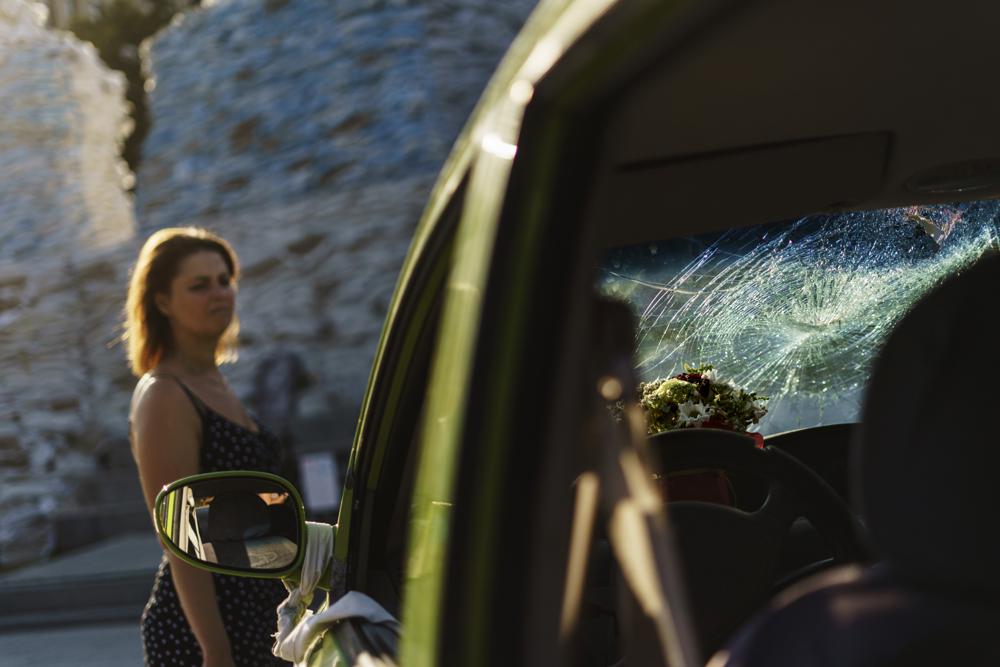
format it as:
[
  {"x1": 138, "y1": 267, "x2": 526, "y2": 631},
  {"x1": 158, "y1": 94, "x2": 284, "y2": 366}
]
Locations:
[{"x1": 649, "y1": 428, "x2": 869, "y2": 656}]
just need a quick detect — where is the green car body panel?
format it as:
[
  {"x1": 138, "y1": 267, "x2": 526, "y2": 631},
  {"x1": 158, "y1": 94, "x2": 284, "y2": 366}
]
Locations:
[
  {"x1": 388, "y1": 0, "x2": 697, "y2": 663},
  {"x1": 338, "y1": 0, "x2": 704, "y2": 663},
  {"x1": 348, "y1": 1, "x2": 603, "y2": 662}
]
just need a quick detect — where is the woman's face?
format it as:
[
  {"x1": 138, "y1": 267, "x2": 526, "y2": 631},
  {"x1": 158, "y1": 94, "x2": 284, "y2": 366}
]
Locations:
[{"x1": 157, "y1": 250, "x2": 236, "y2": 340}]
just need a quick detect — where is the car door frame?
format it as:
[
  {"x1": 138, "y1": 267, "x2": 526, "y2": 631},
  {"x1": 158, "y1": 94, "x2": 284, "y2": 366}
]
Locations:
[{"x1": 396, "y1": 0, "x2": 745, "y2": 664}]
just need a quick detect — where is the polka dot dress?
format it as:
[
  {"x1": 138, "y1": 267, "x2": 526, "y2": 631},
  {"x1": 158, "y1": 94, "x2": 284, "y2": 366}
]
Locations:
[{"x1": 141, "y1": 379, "x2": 291, "y2": 667}]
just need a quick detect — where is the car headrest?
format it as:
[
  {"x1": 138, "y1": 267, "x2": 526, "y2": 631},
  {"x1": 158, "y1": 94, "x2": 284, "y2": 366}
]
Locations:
[
  {"x1": 207, "y1": 492, "x2": 270, "y2": 542},
  {"x1": 855, "y1": 251, "x2": 1000, "y2": 592}
]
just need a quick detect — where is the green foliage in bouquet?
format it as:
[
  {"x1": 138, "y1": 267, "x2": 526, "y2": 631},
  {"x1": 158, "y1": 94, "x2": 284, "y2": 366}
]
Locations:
[{"x1": 637, "y1": 363, "x2": 768, "y2": 434}]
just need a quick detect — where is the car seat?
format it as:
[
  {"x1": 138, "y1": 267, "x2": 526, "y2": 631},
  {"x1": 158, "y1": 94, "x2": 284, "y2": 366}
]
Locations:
[
  {"x1": 714, "y1": 252, "x2": 1000, "y2": 666},
  {"x1": 207, "y1": 492, "x2": 271, "y2": 542}
]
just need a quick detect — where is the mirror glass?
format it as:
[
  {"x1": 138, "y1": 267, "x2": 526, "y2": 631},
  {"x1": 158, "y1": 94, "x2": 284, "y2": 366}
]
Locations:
[{"x1": 158, "y1": 476, "x2": 302, "y2": 573}]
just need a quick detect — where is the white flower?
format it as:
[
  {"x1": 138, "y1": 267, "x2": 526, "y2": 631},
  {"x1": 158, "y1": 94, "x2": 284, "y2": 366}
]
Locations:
[
  {"x1": 708, "y1": 368, "x2": 745, "y2": 393},
  {"x1": 676, "y1": 400, "x2": 714, "y2": 427},
  {"x1": 724, "y1": 378, "x2": 747, "y2": 394}
]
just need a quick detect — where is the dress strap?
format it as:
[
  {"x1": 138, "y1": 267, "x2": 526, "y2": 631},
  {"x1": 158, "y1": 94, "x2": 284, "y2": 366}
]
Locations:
[{"x1": 150, "y1": 373, "x2": 207, "y2": 419}]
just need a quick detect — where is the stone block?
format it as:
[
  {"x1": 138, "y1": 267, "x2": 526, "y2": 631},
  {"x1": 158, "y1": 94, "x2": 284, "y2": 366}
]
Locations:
[{"x1": 0, "y1": 0, "x2": 137, "y2": 566}]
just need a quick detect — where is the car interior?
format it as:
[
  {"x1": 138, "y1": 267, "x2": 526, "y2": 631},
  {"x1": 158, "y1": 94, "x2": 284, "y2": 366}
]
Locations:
[
  {"x1": 347, "y1": 197, "x2": 989, "y2": 662},
  {"x1": 559, "y1": 0, "x2": 1000, "y2": 661},
  {"x1": 714, "y1": 252, "x2": 1000, "y2": 667},
  {"x1": 590, "y1": 196, "x2": 1000, "y2": 655},
  {"x1": 183, "y1": 478, "x2": 301, "y2": 572},
  {"x1": 325, "y1": 1, "x2": 1000, "y2": 664}
]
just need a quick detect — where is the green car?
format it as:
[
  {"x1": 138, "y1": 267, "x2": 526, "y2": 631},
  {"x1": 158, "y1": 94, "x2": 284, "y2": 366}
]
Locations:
[{"x1": 156, "y1": 0, "x2": 1000, "y2": 664}]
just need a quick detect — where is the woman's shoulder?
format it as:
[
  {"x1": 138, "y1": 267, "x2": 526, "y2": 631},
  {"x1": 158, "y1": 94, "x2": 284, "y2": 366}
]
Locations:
[{"x1": 131, "y1": 371, "x2": 195, "y2": 419}]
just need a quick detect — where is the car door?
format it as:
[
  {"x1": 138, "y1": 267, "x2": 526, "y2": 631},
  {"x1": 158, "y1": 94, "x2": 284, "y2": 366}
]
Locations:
[
  {"x1": 305, "y1": 618, "x2": 399, "y2": 667},
  {"x1": 319, "y1": 157, "x2": 470, "y2": 664},
  {"x1": 394, "y1": 0, "x2": 730, "y2": 663},
  {"x1": 428, "y1": 0, "x2": 1000, "y2": 663}
]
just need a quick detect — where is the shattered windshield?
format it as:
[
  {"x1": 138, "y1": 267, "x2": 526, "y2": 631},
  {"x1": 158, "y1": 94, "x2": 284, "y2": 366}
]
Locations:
[{"x1": 599, "y1": 201, "x2": 1000, "y2": 435}]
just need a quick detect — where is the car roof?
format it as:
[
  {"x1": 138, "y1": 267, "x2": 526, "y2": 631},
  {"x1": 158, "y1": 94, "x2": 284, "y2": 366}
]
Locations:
[{"x1": 584, "y1": 0, "x2": 1000, "y2": 248}]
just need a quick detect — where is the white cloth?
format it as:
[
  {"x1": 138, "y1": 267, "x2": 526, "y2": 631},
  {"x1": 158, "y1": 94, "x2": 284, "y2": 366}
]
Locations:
[
  {"x1": 272, "y1": 521, "x2": 334, "y2": 663},
  {"x1": 272, "y1": 522, "x2": 399, "y2": 664}
]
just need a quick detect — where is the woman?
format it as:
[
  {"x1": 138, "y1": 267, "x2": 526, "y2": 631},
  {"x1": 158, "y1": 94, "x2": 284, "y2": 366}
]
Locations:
[{"x1": 125, "y1": 227, "x2": 289, "y2": 667}]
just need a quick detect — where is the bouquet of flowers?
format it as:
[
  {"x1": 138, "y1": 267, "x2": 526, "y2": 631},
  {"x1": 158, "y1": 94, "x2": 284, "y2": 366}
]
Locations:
[{"x1": 637, "y1": 363, "x2": 768, "y2": 435}]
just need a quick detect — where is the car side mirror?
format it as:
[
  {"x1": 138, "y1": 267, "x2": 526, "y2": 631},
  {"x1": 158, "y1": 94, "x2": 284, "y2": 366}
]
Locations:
[{"x1": 155, "y1": 471, "x2": 306, "y2": 578}]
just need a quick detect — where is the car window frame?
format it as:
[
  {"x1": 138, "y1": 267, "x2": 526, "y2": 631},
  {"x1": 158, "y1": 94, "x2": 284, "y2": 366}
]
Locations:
[
  {"x1": 418, "y1": 0, "x2": 742, "y2": 664},
  {"x1": 338, "y1": 171, "x2": 469, "y2": 597}
]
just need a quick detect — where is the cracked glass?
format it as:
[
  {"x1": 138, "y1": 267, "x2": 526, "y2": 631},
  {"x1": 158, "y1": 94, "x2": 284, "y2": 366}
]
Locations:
[{"x1": 600, "y1": 200, "x2": 1000, "y2": 434}]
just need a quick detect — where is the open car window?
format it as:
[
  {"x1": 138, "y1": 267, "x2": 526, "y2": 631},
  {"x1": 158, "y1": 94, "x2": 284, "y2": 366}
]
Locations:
[{"x1": 599, "y1": 200, "x2": 1000, "y2": 434}]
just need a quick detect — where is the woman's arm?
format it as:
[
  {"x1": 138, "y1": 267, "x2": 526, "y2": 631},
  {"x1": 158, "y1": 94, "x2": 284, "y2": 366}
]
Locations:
[{"x1": 131, "y1": 377, "x2": 236, "y2": 667}]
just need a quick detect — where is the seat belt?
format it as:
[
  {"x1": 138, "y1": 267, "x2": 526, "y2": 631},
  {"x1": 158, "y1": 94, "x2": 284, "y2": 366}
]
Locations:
[{"x1": 560, "y1": 298, "x2": 701, "y2": 667}]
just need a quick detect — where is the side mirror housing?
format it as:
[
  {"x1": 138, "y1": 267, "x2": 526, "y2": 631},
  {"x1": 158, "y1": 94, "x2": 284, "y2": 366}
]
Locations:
[{"x1": 155, "y1": 471, "x2": 306, "y2": 579}]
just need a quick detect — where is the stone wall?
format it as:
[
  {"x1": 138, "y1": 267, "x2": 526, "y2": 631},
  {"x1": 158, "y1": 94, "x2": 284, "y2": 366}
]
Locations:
[
  {"x1": 0, "y1": 0, "x2": 537, "y2": 567},
  {"x1": 136, "y1": 0, "x2": 537, "y2": 427},
  {"x1": 0, "y1": 0, "x2": 135, "y2": 566},
  {"x1": 136, "y1": 0, "x2": 537, "y2": 231}
]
